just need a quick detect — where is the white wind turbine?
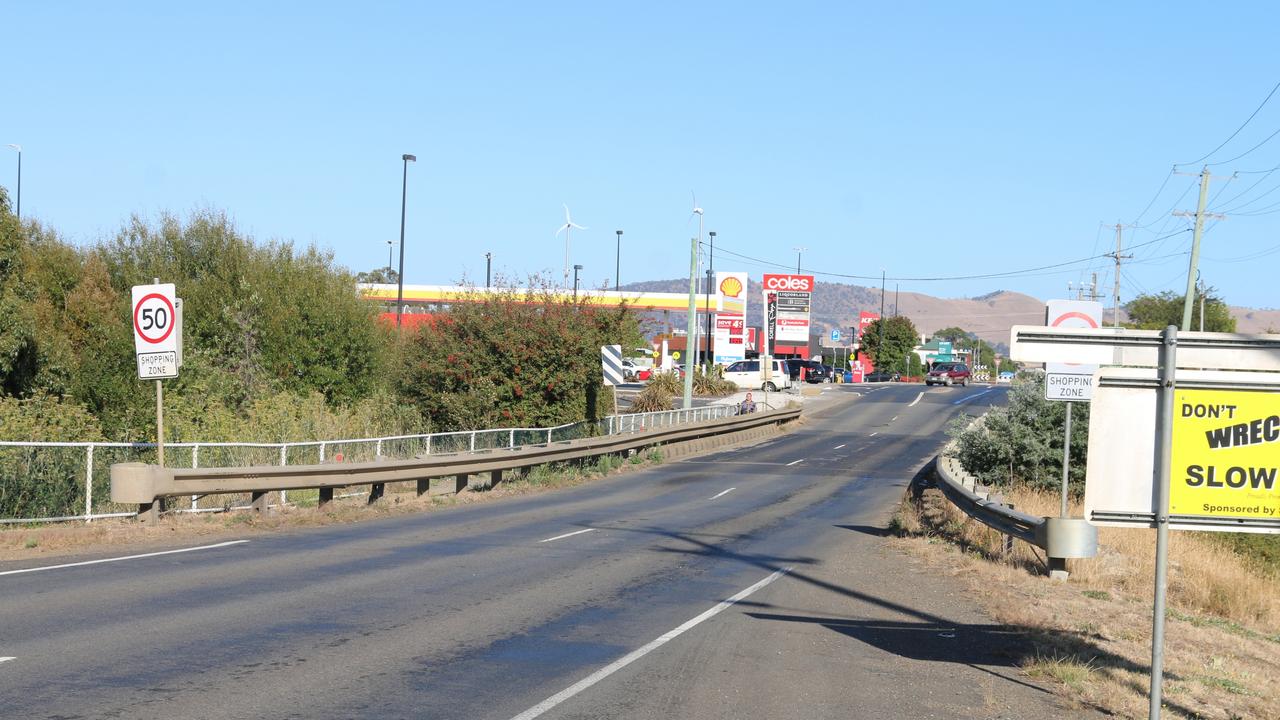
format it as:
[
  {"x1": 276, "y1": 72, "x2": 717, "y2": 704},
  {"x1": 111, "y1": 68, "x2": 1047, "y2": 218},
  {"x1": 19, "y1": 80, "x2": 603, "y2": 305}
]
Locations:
[{"x1": 556, "y1": 205, "x2": 587, "y2": 288}]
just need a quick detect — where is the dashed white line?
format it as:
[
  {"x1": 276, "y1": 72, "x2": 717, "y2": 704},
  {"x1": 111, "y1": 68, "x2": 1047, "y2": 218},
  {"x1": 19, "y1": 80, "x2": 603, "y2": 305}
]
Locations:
[
  {"x1": 0, "y1": 540, "x2": 249, "y2": 577},
  {"x1": 909, "y1": 391, "x2": 924, "y2": 407},
  {"x1": 0, "y1": 657, "x2": 14, "y2": 664},
  {"x1": 833, "y1": 444, "x2": 847, "y2": 450},
  {"x1": 891, "y1": 416, "x2": 899, "y2": 422},
  {"x1": 507, "y1": 568, "x2": 791, "y2": 720},
  {"x1": 785, "y1": 459, "x2": 805, "y2": 466},
  {"x1": 710, "y1": 488, "x2": 736, "y2": 500},
  {"x1": 953, "y1": 388, "x2": 997, "y2": 405},
  {"x1": 539, "y1": 528, "x2": 595, "y2": 543},
  {"x1": 870, "y1": 432, "x2": 879, "y2": 437}
]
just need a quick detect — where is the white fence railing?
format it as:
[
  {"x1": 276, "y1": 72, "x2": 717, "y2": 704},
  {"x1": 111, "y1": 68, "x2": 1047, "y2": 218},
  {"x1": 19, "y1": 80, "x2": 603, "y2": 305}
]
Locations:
[{"x1": 0, "y1": 404, "x2": 737, "y2": 524}]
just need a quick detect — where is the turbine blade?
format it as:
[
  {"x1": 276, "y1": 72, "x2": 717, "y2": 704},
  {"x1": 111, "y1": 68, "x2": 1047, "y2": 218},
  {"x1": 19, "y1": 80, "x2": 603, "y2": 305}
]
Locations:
[
  {"x1": 570, "y1": 222, "x2": 586, "y2": 230},
  {"x1": 563, "y1": 204, "x2": 572, "y2": 223}
]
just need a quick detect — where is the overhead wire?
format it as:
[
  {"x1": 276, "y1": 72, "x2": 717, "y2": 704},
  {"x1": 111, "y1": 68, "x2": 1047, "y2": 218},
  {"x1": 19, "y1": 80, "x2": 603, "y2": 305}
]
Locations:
[
  {"x1": 705, "y1": 228, "x2": 1191, "y2": 285},
  {"x1": 1175, "y1": 78, "x2": 1280, "y2": 166}
]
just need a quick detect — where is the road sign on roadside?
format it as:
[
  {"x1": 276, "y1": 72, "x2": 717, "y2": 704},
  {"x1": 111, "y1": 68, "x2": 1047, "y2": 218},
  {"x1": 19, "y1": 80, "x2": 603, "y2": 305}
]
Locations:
[
  {"x1": 601, "y1": 345, "x2": 624, "y2": 386},
  {"x1": 1044, "y1": 299, "x2": 1102, "y2": 402},
  {"x1": 132, "y1": 283, "x2": 180, "y2": 380},
  {"x1": 830, "y1": 329, "x2": 840, "y2": 342},
  {"x1": 1086, "y1": 367, "x2": 1280, "y2": 533}
]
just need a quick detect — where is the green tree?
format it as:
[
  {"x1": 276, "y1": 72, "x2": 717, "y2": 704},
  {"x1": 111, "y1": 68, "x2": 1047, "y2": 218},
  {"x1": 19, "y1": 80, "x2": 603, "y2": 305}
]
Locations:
[
  {"x1": 949, "y1": 375, "x2": 1090, "y2": 493},
  {"x1": 1125, "y1": 289, "x2": 1235, "y2": 332},
  {"x1": 356, "y1": 266, "x2": 399, "y2": 284},
  {"x1": 399, "y1": 280, "x2": 643, "y2": 430},
  {"x1": 931, "y1": 325, "x2": 974, "y2": 347},
  {"x1": 860, "y1": 316, "x2": 920, "y2": 371}
]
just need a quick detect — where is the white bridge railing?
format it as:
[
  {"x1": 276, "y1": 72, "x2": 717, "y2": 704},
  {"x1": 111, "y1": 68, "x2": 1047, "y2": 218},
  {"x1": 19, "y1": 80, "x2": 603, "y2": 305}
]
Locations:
[{"x1": 0, "y1": 404, "x2": 737, "y2": 524}]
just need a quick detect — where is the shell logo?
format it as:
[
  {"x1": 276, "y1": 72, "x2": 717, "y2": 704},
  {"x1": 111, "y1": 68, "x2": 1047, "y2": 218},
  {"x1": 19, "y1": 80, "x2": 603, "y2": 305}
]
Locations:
[{"x1": 718, "y1": 276, "x2": 744, "y2": 298}]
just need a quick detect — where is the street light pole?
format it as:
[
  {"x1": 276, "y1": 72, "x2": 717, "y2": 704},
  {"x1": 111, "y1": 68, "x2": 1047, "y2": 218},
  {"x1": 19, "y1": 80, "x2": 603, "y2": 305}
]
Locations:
[
  {"x1": 395, "y1": 153, "x2": 417, "y2": 328},
  {"x1": 793, "y1": 246, "x2": 806, "y2": 274},
  {"x1": 5, "y1": 144, "x2": 19, "y2": 219},
  {"x1": 485, "y1": 252, "x2": 492, "y2": 289},
  {"x1": 573, "y1": 264, "x2": 583, "y2": 303},
  {"x1": 615, "y1": 230, "x2": 623, "y2": 291},
  {"x1": 386, "y1": 240, "x2": 393, "y2": 275}
]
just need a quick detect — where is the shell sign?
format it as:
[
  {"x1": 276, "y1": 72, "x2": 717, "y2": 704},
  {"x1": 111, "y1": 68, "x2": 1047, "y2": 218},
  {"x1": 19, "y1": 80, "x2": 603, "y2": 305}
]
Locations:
[
  {"x1": 718, "y1": 275, "x2": 744, "y2": 298},
  {"x1": 715, "y1": 271, "x2": 748, "y2": 315}
]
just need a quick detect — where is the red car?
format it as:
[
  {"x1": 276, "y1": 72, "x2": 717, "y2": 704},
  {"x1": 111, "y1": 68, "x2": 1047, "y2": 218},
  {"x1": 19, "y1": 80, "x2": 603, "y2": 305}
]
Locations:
[{"x1": 925, "y1": 362, "x2": 972, "y2": 387}]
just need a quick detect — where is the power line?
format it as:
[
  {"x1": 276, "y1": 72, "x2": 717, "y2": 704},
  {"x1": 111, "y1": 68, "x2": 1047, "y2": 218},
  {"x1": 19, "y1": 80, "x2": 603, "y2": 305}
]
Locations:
[
  {"x1": 1131, "y1": 167, "x2": 1175, "y2": 225},
  {"x1": 1175, "y1": 78, "x2": 1280, "y2": 166},
  {"x1": 706, "y1": 228, "x2": 1191, "y2": 284},
  {"x1": 1206, "y1": 124, "x2": 1280, "y2": 167}
]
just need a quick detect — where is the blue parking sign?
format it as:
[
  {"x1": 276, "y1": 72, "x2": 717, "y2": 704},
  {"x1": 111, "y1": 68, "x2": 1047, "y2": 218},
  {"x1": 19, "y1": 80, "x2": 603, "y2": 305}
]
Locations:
[{"x1": 830, "y1": 329, "x2": 841, "y2": 341}]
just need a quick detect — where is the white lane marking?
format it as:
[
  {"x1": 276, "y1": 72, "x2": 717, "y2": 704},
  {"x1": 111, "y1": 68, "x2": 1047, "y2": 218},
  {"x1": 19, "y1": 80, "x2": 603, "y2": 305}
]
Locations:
[
  {"x1": 785, "y1": 459, "x2": 804, "y2": 466},
  {"x1": 0, "y1": 657, "x2": 14, "y2": 664},
  {"x1": 869, "y1": 432, "x2": 879, "y2": 437},
  {"x1": 508, "y1": 568, "x2": 791, "y2": 720},
  {"x1": 953, "y1": 388, "x2": 997, "y2": 405},
  {"x1": 538, "y1": 528, "x2": 595, "y2": 543},
  {"x1": 891, "y1": 416, "x2": 898, "y2": 422},
  {"x1": 908, "y1": 391, "x2": 924, "y2": 407},
  {"x1": 833, "y1": 444, "x2": 846, "y2": 450},
  {"x1": 709, "y1": 487, "x2": 736, "y2": 500},
  {"x1": 0, "y1": 540, "x2": 249, "y2": 577}
]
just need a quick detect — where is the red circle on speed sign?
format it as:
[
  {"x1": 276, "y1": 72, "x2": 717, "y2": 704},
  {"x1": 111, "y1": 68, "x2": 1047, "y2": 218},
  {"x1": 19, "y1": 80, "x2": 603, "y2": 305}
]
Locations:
[{"x1": 133, "y1": 293, "x2": 176, "y2": 344}]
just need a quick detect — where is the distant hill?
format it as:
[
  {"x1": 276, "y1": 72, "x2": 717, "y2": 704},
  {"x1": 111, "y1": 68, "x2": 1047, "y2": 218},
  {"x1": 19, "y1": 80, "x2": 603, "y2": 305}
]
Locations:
[{"x1": 623, "y1": 278, "x2": 1278, "y2": 350}]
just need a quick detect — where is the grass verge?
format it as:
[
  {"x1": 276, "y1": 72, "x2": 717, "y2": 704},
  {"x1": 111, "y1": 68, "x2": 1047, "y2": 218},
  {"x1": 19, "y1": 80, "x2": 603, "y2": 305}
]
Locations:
[{"x1": 892, "y1": 485, "x2": 1280, "y2": 719}]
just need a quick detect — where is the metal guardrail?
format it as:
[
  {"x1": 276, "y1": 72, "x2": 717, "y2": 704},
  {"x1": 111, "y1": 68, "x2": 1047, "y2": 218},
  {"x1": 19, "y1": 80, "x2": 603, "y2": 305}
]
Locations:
[
  {"x1": 932, "y1": 454, "x2": 1044, "y2": 545},
  {"x1": 930, "y1": 425, "x2": 1097, "y2": 578},
  {"x1": 0, "y1": 404, "x2": 738, "y2": 524},
  {"x1": 112, "y1": 407, "x2": 802, "y2": 521}
]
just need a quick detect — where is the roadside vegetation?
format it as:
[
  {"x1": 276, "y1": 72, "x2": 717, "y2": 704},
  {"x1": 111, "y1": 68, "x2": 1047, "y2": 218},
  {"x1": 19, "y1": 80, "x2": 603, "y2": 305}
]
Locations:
[{"x1": 0, "y1": 192, "x2": 642, "y2": 517}]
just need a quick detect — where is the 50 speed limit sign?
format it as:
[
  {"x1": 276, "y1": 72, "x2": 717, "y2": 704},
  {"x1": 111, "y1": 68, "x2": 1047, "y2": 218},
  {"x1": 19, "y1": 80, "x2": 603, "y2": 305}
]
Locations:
[{"x1": 132, "y1": 283, "x2": 181, "y2": 379}]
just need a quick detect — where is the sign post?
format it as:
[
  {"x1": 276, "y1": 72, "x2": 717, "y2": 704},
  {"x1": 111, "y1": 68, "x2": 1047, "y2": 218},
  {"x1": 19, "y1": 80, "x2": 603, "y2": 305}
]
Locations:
[
  {"x1": 132, "y1": 282, "x2": 181, "y2": 471},
  {"x1": 1012, "y1": 324, "x2": 1280, "y2": 720},
  {"x1": 1044, "y1": 300, "x2": 1103, "y2": 520}
]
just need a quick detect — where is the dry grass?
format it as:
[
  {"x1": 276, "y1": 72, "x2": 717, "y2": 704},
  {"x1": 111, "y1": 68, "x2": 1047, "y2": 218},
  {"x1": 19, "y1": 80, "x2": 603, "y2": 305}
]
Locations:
[{"x1": 893, "y1": 487, "x2": 1280, "y2": 719}]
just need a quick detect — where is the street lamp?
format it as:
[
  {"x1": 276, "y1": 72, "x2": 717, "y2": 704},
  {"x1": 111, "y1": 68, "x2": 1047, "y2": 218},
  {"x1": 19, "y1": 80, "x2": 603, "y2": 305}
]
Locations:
[
  {"x1": 615, "y1": 230, "x2": 623, "y2": 291},
  {"x1": 793, "y1": 246, "x2": 806, "y2": 274},
  {"x1": 395, "y1": 153, "x2": 416, "y2": 328},
  {"x1": 485, "y1": 252, "x2": 492, "y2": 289},
  {"x1": 5, "y1": 144, "x2": 19, "y2": 220},
  {"x1": 573, "y1": 264, "x2": 583, "y2": 303},
  {"x1": 386, "y1": 240, "x2": 393, "y2": 276}
]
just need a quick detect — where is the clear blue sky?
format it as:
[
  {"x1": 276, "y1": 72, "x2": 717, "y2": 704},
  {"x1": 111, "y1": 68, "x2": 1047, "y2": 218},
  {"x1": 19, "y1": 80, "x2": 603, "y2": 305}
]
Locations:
[{"x1": 5, "y1": 2, "x2": 1280, "y2": 308}]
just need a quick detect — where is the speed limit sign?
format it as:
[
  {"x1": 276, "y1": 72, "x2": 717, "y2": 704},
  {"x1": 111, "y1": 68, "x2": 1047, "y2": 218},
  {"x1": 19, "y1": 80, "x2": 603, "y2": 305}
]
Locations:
[{"x1": 132, "y1": 283, "x2": 180, "y2": 379}]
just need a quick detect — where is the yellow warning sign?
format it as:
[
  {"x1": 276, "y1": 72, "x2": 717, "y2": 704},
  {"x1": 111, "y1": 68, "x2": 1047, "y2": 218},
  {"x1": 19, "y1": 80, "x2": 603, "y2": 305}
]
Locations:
[{"x1": 1171, "y1": 388, "x2": 1280, "y2": 519}]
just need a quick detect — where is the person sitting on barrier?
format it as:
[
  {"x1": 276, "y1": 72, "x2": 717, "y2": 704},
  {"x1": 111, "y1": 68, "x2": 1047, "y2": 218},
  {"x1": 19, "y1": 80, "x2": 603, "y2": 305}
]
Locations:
[{"x1": 739, "y1": 392, "x2": 757, "y2": 414}]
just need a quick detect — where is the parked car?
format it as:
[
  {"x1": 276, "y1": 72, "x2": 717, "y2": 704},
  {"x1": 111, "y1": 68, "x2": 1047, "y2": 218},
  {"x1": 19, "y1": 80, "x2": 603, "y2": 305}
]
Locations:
[
  {"x1": 722, "y1": 359, "x2": 794, "y2": 391},
  {"x1": 997, "y1": 370, "x2": 1015, "y2": 384},
  {"x1": 864, "y1": 370, "x2": 900, "y2": 383},
  {"x1": 796, "y1": 360, "x2": 830, "y2": 383},
  {"x1": 925, "y1": 362, "x2": 972, "y2": 387}
]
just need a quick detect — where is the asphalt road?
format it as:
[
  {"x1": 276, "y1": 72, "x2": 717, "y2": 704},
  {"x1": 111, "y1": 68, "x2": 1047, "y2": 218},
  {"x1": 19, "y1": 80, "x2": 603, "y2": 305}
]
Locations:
[{"x1": 0, "y1": 383, "x2": 1083, "y2": 719}]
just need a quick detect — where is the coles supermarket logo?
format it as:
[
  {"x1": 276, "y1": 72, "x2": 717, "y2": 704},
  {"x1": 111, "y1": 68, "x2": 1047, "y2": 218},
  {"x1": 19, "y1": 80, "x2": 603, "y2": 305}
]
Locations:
[{"x1": 762, "y1": 274, "x2": 814, "y2": 293}]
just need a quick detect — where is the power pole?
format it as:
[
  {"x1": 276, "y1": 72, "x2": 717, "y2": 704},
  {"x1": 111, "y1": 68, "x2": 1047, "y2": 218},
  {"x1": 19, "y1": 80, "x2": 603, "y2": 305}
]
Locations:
[
  {"x1": 877, "y1": 270, "x2": 886, "y2": 370},
  {"x1": 682, "y1": 236, "x2": 698, "y2": 409},
  {"x1": 1173, "y1": 167, "x2": 1229, "y2": 331},
  {"x1": 1105, "y1": 222, "x2": 1133, "y2": 327}
]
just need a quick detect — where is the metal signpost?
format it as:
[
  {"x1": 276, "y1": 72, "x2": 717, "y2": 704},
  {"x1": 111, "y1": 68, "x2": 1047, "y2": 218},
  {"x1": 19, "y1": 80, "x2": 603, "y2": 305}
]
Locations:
[
  {"x1": 132, "y1": 282, "x2": 182, "y2": 469},
  {"x1": 1044, "y1": 300, "x2": 1103, "y2": 521},
  {"x1": 1011, "y1": 324, "x2": 1280, "y2": 720}
]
